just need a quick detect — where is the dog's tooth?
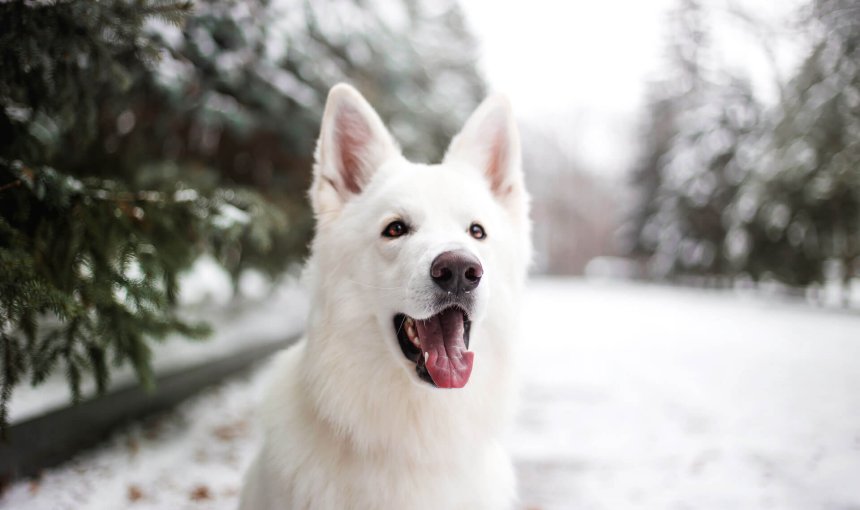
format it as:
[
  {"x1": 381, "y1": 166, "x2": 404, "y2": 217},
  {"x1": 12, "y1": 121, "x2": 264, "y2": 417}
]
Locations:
[
  {"x1": 405, "y1": 323, "x2": 421, "y2": 348},
  {"x1": 424, "y1": 352, "x2": 429, "y2": 362}
]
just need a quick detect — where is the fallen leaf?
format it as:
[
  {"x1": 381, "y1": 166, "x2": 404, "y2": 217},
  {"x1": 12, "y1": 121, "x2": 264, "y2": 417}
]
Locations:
[
  {"x1": 128, "y1": 484, "x2": 143, "y2": 502},
  {"x1": 212, "y1": 420, "x2": 248, "y2": 441},
  {"x1": 190, "y1": 484, "x2": 211, "y2": 501}
]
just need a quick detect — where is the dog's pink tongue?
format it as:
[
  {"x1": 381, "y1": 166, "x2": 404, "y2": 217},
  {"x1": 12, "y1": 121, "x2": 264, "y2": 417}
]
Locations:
[{"x1": 415, "y1": 309, "x2": 474, "y2": 389}]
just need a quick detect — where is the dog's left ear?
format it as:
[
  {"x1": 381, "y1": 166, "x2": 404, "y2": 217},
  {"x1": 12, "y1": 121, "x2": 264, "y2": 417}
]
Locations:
[
  {"x1": 311, "y1": 83, "x2": 400, "y2": 217},
  {"x1": 444, "y1": 94, "x2": 524, "y2": 205}
]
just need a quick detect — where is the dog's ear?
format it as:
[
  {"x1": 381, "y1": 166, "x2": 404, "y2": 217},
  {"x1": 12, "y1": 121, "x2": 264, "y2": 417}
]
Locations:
[
  {"x1": 444, "y1": 94, "x2": 524, "y2": 203},
  {"x1": 311, "y1": 83, "x2": 399, "y2": 216}
]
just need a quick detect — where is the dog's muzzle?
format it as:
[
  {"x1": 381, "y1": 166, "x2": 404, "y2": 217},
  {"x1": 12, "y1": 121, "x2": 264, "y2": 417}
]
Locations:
[{"x1": 392, "y1": 249, "x2": 482, "y2": 388}]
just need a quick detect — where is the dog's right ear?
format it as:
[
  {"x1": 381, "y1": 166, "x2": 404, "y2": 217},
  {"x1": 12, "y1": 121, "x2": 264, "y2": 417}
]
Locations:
[
  {"x1": 310, "y1": 83, "x2": 399, "y2": 217},
  {"x1": 443, "y1": 94, "x2": 525, "y2": 209}
]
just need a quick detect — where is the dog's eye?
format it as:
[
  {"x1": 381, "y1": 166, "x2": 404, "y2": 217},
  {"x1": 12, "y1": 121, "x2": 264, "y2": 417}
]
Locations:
[
  {"x1": 469, "y1": 223, "x2": 486, "y2": 240},
  {"x1": 382, "y1": 220, "x2": 409, "y2": 238}
]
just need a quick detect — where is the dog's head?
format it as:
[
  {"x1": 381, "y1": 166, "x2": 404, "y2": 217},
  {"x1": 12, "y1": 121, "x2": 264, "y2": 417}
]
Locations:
[{"x1": 307, "y1": 84, "x2": 530, "y2": 390}]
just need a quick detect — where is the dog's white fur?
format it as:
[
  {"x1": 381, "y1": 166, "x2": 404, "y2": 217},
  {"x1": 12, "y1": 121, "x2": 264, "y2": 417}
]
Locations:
[{"x1": 239, "y1": 83, "x2": 531, "y2": 510}]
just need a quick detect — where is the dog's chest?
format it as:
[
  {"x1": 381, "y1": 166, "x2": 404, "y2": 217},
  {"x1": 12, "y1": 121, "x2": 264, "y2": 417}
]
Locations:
[{"x1": 282, "y1": 440, "x2": 515, "y2": 510}]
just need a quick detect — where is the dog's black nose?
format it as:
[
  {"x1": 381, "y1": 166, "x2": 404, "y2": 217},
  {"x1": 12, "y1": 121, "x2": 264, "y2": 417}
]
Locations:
[{"x1": 430, "y1": 250, "x2": 483, "y2": 294}]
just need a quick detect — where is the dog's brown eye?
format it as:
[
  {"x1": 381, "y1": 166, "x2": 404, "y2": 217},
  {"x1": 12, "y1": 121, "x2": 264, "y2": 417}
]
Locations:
[
  {"x1": 469, "y1": 223, "x2": 486, "y2": 240},
  {"x1": 382, "y1": 220, "x2": 409, "y2": 238}
]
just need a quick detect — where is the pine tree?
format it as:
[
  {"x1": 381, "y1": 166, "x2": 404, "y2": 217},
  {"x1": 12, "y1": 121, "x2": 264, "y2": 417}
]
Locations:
[
  {"x1": 628, "y1": 0, "x2": 860, "y2": 294},
  {"x1": 627, "y1": 0, "x2": 761, "y2": 280},
  {"x1": 728, "y1": 0, "x2": 860, "y2": 290},
  {"x1": 0, "y1": 0, "x2": 289, "y2": 433},
  {"x1": 626, "y1": 86, "x2": 681, "y2": 266}
]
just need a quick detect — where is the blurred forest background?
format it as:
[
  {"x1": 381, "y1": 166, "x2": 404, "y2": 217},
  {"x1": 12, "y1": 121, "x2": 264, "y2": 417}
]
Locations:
[
  {"x1": 0, "y1": 0, "x2": 858, "y2": 427},
  {"x1": 525, "y1": 0, "x2": 860, "y2": 306},
  {"x1": 624, "y1": 0, "x2": 859, "y2": 301},
  {"x1": 526, "y1": 0, "x2": 860, "y2": 305}
]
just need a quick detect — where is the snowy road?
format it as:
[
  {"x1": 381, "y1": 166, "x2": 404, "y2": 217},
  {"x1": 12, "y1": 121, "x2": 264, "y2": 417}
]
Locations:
[
  {"x1": 515, "y1": 280, "x2": 860, "y2": 509},
  {"x1": 3, "y1": 279, "x2": 860, "y2": 509}
]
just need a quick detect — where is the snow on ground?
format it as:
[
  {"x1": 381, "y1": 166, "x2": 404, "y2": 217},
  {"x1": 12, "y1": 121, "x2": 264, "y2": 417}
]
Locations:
[
  {"x1": 514, "y1": 279, "x2": 860, "y2": 509},
  {"x1": 3, "y1": 278, "x2": 860, "y2": 510}
]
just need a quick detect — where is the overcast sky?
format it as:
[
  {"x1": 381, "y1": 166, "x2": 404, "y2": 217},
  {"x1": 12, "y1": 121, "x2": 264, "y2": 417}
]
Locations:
[{"x1": 461, "y1": 0, "x2": 807, "y2": 177}]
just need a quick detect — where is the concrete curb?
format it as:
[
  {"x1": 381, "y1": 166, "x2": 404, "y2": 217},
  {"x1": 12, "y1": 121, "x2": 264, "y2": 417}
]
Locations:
[{"x1": 0, "y1": 335, "x2": 299, "y2": 481}]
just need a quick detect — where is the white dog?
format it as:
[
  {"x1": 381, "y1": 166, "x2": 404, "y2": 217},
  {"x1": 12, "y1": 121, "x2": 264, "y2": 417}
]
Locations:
[{"x1": 239, "y1": 83, "x2": 531, "y2": 510}]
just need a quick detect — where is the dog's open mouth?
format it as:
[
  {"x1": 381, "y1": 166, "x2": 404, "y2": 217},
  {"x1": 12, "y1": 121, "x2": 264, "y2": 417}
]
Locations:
[{"x1": 393, "y1": 308, "x2": 473, "y2": 388}]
